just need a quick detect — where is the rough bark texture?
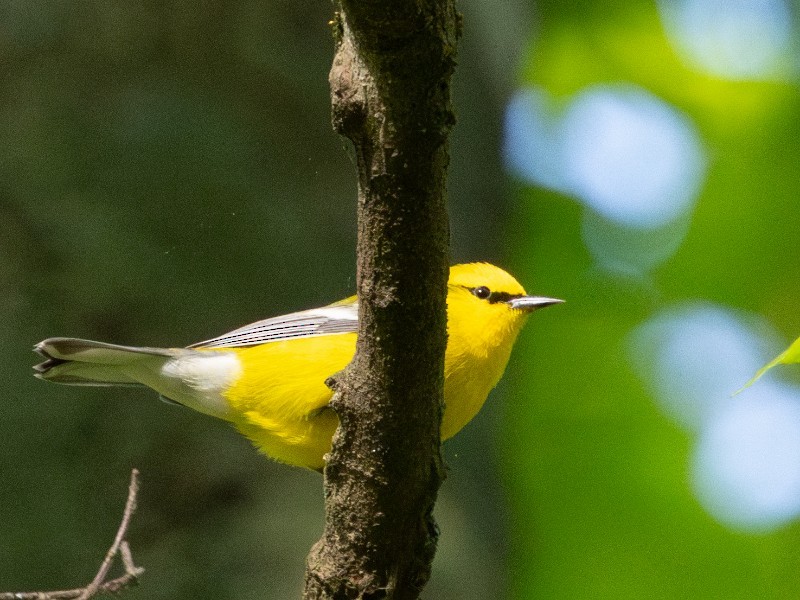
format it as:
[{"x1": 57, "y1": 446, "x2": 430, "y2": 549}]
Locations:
[{"x1": 303, "y1": 2, "x2": 459, "y2": 599}]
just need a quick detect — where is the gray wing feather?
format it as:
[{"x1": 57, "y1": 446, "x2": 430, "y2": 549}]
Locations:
[{"x1": 189, "y1": 304, "x2": 359, "y2": 349}]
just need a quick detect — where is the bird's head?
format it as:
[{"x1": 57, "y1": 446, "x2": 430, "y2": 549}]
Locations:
[{"x1": 447, "y1": 263, "x2": 562, "y2": 348}]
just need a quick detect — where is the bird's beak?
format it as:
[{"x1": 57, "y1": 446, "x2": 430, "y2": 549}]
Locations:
[{"x1": 507, "y1": 296, "x2": 564, "y2": 312}]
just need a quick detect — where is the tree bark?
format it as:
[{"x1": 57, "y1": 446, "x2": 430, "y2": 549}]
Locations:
[{"x1": 303, "y1": 2, "x2": 459, "y2": 599}]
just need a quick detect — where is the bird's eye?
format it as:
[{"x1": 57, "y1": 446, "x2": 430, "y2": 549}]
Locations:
[{"x1": 473, "y1": 286, "x2": 491, "y2": 300}]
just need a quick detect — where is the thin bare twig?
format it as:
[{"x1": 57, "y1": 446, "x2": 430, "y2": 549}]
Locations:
[{"x1": 0, "y1": 469, "x2": 144, "y2": 600}]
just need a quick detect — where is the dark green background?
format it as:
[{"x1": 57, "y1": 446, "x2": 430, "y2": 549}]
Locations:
[{"x1": 2, "y1": 1, "x2": 799, "y2": 598}]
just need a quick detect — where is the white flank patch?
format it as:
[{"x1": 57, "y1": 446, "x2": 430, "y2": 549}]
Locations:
[{"x1": 159, "y1": 352, "x2": 242, "y2": 418}]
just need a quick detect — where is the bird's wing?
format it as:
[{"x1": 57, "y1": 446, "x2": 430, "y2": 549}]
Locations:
[{"x1": 188, "y1": 300, "x2": 359, "y2": 349}]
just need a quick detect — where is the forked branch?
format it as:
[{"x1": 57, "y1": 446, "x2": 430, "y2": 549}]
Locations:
[{"x1": 0, "y1": 469, "x2": 144, "y2": 600}]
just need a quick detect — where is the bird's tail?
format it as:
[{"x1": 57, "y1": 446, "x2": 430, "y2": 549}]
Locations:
[{"x1": 34, "y1": 338, "x2": 177, "y2": 386}]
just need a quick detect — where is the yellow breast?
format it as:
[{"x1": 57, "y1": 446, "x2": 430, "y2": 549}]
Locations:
[
  {"x1": 440, "y1": 286, "x2": 529, "y2": 439},
  {"x1": 219, "y1": 293, "x2": 527, "y2": 470}
]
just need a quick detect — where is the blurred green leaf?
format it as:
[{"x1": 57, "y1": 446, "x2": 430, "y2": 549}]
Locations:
[{"x1": 739, "y1": 336, "x2": 800, "y2": 394}]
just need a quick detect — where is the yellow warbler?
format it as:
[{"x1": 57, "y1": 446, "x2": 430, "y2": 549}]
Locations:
[{"x1": 34, "y1": 263, "x2": 561, "y2": 470}]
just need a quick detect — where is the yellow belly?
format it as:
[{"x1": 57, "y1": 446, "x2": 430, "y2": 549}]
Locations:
[
  {"x1": 221, "y1": 330, "x2": 516, "y2": 470},
  {"x1": 222, "y1": 334, "x2": 352, "y2": 469}
]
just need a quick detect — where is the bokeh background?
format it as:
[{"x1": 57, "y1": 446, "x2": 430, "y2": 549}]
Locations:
[{"x1": 2, "y1": 0, "x2": 800, "y2": 598}]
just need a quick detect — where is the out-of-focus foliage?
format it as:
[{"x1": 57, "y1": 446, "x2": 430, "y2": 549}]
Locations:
[
  {"x1": 0, "y1": 1, "x2": 523, "y2": 598},
  {"x1": 504, "y1": 0, "x2": 800, "y2": 598}
]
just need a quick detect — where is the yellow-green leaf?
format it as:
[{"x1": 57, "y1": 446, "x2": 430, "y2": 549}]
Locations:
[{"x1": 736, "y1": 336, "x2": 800, "y2": 394}]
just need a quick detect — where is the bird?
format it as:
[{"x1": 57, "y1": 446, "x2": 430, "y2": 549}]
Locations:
[{"x1": 33, "y1": 263, "x2": 562, "y2": 470}]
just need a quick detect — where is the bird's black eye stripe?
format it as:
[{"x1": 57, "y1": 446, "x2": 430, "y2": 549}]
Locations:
[
  {"x1": 486, "y1": 291, "x2": 518, "y2": 304},
  {"x1": 466, "y1": 287, "x2": 522, "y2": 304}
]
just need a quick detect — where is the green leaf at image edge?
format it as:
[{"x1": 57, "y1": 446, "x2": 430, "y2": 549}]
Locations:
[{"x1": 736, "y1": 336, "x2": 800, "y2": 395}]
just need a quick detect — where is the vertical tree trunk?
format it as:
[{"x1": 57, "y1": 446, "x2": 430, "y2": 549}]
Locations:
[{"x1": 303, "y1": 2, "x2": 459, "y2": 599}]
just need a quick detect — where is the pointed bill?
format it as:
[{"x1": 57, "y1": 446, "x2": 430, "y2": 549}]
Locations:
[{"x1": 507, "y1": 296, "x2": 564, "y2": 311}]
